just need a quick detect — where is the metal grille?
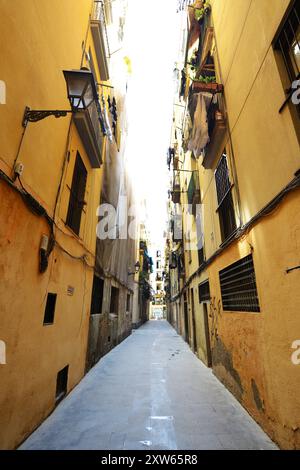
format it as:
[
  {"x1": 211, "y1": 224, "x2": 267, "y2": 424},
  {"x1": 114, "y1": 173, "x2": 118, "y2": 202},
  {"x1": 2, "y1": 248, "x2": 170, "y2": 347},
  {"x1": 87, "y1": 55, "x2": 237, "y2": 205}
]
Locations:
[
  {"x1": 219, "y1": 254, "x2": 260, "y2": 312},
  {"x1": 215, "y1": 153, "x2": 236, "y2": 241},
  {"x1": 215, "y1": 153, "x2": 231, "y2": 205},
  {"x1": 198, "y1": 280, "x2": 210, "y2": 303},
  {"x1": 274, "y1": 0, "x2": 300, "y2": 82}
]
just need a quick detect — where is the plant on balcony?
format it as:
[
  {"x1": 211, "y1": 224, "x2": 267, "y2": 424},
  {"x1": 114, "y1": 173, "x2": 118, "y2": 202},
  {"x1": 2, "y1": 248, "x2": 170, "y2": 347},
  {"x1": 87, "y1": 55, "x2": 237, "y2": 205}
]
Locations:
[
  {"x1": 195, "y1": 74, "x2": 216, "y2": 83},
  {"x1": 194, "y1": 1, "x2": 211, "y2": 23},
  {"x1": 192, "y1": 75, "x2": 223, "y2": 94}
]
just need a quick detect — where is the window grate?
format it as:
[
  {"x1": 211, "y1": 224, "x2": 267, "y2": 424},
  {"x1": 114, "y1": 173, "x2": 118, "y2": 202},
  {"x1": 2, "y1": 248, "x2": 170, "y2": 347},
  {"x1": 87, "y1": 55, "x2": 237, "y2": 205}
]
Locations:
[
  {"x1": 274, "y1": 0, "x2": 300, "y2": 82},
  {"x1": 219, "y1": 254, "x2": 260, "y2": 312},
  {"x1": 215, "y1": 153, "x2": 231, "y2": 205},
  {"x1": 215, "y1": 153, "x2": 236, "y2": 241},
  {"x1": 199, "y1": 280, "x2": 210, "y2": 303}
]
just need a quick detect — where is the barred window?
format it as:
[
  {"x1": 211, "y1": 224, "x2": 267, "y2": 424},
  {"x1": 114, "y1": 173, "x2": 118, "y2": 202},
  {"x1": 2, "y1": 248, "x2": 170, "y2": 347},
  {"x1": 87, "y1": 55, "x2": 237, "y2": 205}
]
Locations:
[
  {"x1": 219, "y1": 254, "x2": 260, "y2": 312},
  {"x1": 215, "y1": 153, "x2": 236, "y2": 242},
  {"x1": 198, "y1": 280, "x2": 210, "y2": 303},
  {"x1": 274, "y1": 0, "x2": 300, "y2": 83}
]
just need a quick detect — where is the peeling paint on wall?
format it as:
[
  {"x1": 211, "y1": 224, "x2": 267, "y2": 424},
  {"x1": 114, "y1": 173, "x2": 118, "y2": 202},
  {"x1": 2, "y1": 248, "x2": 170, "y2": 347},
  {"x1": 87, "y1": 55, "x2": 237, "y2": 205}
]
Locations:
[
  {"x1": 212, "y1": 338, "x2": 244, "y2": 400},
  {"x1": 251, "y1": 378, "x2": 265, "y2": 412}
]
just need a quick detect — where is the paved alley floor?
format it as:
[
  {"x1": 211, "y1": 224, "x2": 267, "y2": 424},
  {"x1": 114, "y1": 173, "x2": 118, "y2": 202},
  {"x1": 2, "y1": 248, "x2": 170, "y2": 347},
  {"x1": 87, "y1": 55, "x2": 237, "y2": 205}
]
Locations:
[{"x1": 20, "y1": 321, "x2": 277, "y2": 450}]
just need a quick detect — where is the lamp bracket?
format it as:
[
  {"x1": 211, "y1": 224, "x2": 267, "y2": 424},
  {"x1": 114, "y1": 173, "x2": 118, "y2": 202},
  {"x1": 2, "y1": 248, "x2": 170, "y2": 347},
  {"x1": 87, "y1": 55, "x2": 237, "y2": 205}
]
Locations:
[{"x1": 22, "y1": 106, "x2": 72, "y2": 127}]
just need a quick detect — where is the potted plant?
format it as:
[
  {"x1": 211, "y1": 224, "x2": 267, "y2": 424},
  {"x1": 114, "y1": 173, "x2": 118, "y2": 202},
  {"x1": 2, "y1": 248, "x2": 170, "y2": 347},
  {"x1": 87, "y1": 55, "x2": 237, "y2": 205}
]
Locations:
[
  {"x1": 194, "y1": 1, "x2": 211, "y2": 24},
  {"x1": 192, "y1": 75, "x2": 223, "y2": 93}
]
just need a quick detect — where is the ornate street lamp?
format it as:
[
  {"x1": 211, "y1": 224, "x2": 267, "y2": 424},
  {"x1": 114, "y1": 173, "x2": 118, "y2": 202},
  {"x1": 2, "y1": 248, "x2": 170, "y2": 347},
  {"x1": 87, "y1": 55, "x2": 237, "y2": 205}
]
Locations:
[
  {"x1": 22, "y1": 69, "x2": 98, "y2": 127},
  {"x1": 128, "y1": 261, "x2": 141, "y2": 276}
]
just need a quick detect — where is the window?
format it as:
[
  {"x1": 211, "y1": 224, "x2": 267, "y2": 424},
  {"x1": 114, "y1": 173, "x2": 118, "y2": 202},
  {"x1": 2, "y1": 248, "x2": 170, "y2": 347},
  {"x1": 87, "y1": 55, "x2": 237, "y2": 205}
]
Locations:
[
  {"x1": 274, "y1": 0, "x2": 300, "y2": 83},
  {"x1": 88, "y1": 47, "x2": 98, "y2": 82},
  {"x1": 274, "y1": 0, "x2": 300, "y2": 116},
  {"x1": 215, "y1": 153, "x2": 236, "y2": 242},
  {"x1": 110, "y1": 286, "x2": 119, "y2": 314},
  {"x1": 198, "y1": 248, "x2": 204, "y2": 265},
  {"x1": 66, "y1": 152, "x2": 87, "y2": 236},
  {"x1": 219, "y1": 254, "x2": 260, "y2": 312},
  {"x1": 56, "y1": 365, "x2": 69, "y2": 403},
  {"x1": 126, "y1": 294, "x2": 131, "y2": 312},
  {"x1": 198, "y1": 280, "x2": 210, "y2": 303},
  {"x1": 43, "y1": 293, "x2": 57, "y2": 325},
  {"x1": 90, "y1": 275, "x2": 104, "y2": 315},
  {"x1": 157, "y1": 250, "x2": 161, "y2": 258}
]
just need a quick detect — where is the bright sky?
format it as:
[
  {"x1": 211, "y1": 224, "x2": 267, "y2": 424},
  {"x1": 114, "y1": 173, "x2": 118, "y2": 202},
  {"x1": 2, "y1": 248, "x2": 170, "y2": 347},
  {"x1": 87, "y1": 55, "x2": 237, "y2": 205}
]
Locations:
[{"x1": 124, "y1": 0, "x2": 181, "y2": 248}]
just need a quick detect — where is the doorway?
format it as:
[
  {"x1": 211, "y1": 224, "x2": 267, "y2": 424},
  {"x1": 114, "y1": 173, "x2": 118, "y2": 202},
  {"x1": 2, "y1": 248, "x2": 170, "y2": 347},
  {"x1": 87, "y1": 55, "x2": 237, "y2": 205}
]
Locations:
[
  {"x1": 191, "y1": 288, "x2": 197, "y2": 354},
  {"x1": 203, "y1": 303, "x2": 212, "y2": 367},
  {"x1": 183, "y1": 292, "x2": 189, "y2": 343}
]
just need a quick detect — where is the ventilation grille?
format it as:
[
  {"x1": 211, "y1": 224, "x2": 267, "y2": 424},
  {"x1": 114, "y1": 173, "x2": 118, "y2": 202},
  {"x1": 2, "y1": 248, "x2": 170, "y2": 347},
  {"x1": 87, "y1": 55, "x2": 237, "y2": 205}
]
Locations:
[{"x1": 219, "y1": 254, "x2": 260, "y2": 312}]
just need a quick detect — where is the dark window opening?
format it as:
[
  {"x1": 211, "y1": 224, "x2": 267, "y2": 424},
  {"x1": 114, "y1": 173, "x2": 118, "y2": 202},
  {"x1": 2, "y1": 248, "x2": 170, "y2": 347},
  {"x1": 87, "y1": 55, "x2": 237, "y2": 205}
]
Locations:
[
  {"x1": 273, "y1": 0, "x2": 300, "y2": 116},
  {"x1": 274, "y1": 0, "x2": 300, "y2": 83},
  {"x1": 110, "y1": 286, "x2": 119, "y2": 314},
  {"x1": 56, "y1": 365, "x2": 69, "y2": 403},
  {"x1": 90, "y1": 276, "x2": 104, "y2": 315},
  {"x1": 215, "y1": 153, "x2": 236, "y2": 242},
  {"x1": 43, "y1": 293, "x2": 57, "y2": 325},
  {"x1": 126, "y1": 294, "x2": 131, "y2": 312},
  {"x1": 199, "y1": 280, "x2": 210, "y2": 303},
  {"x1": 66, "y1": 152, "x2": 87, "y2": 236},
  {"x1": 198, "y1": 247, "x2": 204, "y2": 266},
  {"x1": 219, "y1": 254, "x2": 260, "y2": 312},
  {"x1": 88, "y1": 47, "x2": 98, "y2": 82}
]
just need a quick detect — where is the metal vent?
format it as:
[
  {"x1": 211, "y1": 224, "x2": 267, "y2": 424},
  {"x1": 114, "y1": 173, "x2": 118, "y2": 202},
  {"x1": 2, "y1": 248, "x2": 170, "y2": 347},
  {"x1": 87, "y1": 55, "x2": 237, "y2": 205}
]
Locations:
[
  {"x1": 219, "y1": 254, "x2": 260, "y2": 312},
  {"x1": 199, "y1": 280, "x2": 210, "y2": 303}
]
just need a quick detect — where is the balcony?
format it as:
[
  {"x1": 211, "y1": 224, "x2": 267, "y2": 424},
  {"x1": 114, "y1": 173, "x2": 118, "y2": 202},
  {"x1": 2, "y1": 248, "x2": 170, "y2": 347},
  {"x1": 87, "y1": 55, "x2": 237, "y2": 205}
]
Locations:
[
  {"x1": 91, "y1": 1, "x2": 110, "y2": 81},
  {"x1": 202, "y1": 100, "x2": 227, "y2": 169},
  {"x1": 187, "y1": 170, "x2": 201, "y2": 215},
  {"x1": 73, "y1": 100, "x2": 104, "y2": 168}
]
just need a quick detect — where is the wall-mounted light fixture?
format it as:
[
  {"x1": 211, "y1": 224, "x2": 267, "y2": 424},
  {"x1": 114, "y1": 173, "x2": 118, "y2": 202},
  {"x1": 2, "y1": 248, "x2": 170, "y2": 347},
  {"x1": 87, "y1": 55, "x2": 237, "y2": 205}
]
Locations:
[
  {"x1": 128, "y1": 261, "x2": 141, "y2": 276},
  {"x1": 22, "y1": 69, "x2": 98, "y2": 127}
]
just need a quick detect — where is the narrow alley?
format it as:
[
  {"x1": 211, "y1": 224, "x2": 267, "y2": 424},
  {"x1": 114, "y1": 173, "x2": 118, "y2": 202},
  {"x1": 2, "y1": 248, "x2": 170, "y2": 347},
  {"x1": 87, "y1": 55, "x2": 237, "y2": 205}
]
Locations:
[
  {"x1": 1, "y1": 0, "x2": 300, "y2": 455},
  {"x1": 20, "y1": 321, "x2": 277, "y2": 451}
]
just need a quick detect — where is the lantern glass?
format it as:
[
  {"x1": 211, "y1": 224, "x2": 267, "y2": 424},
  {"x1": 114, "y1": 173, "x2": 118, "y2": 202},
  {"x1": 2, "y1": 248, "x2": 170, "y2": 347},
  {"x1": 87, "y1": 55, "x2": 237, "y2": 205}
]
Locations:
[{"x1": 63, "y1": 69, "x2": 97, "y2": 111}]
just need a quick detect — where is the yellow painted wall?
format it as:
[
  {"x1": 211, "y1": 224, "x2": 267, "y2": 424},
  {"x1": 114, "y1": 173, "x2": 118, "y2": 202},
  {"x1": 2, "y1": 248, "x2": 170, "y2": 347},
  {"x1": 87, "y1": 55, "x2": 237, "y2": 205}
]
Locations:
[
  {"x1": 0, "y1": 0, "x2": 108, "y2": 449},
  {"x1": 206, "y1": 190, "x2": 300, "y2": 449},
  {"x1": 169, "y1": 0, "x2": 300, "y2": 449}
]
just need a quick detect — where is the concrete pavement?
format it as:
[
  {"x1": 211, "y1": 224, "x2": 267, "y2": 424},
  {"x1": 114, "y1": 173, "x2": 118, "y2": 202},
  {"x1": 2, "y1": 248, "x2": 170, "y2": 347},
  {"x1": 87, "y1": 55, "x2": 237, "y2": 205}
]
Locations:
[{"x1": 20, "y1": 321, "x2": 277, "y2": 450}]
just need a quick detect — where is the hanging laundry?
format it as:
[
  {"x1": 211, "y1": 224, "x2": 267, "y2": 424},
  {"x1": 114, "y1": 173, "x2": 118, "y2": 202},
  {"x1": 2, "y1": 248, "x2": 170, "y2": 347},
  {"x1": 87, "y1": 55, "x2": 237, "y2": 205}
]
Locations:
[
  {"x1": 187, "y1": 92, "x2": 211, "y2": 158},
  {"x1": 102, "y1": 96, "x2": 113, "y2": 143}
]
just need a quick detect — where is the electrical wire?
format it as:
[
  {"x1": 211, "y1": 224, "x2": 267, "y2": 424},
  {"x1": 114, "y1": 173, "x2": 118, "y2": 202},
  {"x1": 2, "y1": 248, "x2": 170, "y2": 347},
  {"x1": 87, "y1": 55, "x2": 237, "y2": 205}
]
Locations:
[{"x1": 170, "y1": 174, "x2": 300, "y2": 302}]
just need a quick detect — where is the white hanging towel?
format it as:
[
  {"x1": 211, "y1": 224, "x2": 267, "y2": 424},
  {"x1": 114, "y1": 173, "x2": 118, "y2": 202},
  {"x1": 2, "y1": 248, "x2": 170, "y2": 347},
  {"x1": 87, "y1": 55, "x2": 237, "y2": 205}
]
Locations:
[{"x1": 188, "y1": 92, "x2": 210, "y2": 158}]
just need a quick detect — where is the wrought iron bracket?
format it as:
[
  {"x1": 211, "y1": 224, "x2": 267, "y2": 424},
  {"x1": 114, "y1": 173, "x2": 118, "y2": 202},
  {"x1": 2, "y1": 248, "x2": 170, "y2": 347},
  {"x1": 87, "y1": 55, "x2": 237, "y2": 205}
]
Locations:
[{"x1": 22, "y1": 106, "x2": 72, "y2": 127}]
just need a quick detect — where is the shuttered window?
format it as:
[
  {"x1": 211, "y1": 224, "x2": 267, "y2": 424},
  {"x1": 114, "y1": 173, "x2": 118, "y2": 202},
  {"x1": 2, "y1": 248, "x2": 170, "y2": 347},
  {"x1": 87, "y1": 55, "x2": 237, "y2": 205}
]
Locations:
[
  {"x1": 66, "y1": 152, "x2": 87, "y2": 236},
  {"x1": 198, "y1": 280, "x2": 210, "y2": 303}
]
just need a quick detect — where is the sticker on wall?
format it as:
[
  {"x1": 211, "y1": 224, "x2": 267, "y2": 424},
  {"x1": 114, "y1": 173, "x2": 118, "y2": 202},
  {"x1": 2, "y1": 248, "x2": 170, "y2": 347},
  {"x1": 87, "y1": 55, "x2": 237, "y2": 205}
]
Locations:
[
  {"x1": 0, "y1": 340, "x2": 6, "y2": 364},
  {"x1": 0, "y1": 81, "x2": 6, "y2": 104}
]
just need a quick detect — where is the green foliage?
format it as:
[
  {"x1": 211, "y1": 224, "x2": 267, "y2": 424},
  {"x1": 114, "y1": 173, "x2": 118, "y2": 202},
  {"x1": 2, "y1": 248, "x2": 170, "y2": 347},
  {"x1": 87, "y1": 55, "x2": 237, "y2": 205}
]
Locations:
[
  {"x1": 194, "y1": 1, "x2": 211, "y2": 21},
  {"x1": 194, "y1": 75, "x2": 216, "y2": 83}
]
